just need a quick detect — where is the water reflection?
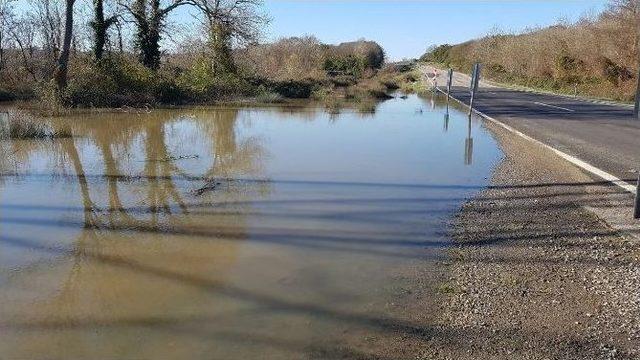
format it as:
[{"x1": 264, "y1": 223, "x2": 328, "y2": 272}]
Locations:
[
  {"x1": 0, "y1": 95, "x2": 501, "y2": 359},
  {"x1": 465, "y1": 116, "x2": 474, "y2": 166},
  {"x1": 443, "y1": 113, "x2": 449, "y2": 132}
]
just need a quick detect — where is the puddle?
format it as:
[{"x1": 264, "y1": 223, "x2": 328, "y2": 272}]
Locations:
[{"x1": 0, "y1": 94, "x2": 502, "y2": 358}]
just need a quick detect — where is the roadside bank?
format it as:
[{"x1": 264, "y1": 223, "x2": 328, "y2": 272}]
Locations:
[{"x1": 422, "y1": 118, "x2": 640, "y2": 359}]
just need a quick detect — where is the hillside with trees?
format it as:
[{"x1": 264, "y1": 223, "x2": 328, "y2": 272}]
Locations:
[
  {"x1": 421, "y1": 0, "x2": 640, "y2": 101},
  {"x1": 0, "y1": 0, "x2": 391, "y2": 109}
]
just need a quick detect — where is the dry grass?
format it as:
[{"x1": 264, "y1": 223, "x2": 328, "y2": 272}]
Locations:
[
  {"x1": 421, "y1": 0, "x2": 640, "y2": 101},
  {"x1": 0, "y1": 109, "x2": 71, "y2": 139}
]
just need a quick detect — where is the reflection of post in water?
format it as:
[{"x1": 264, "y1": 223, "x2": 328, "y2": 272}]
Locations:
[
  {"x1": 464, "y1": 116, "x2": 473, "y2": 165},
  {"x1": 443, "y1": 113, "x2": 449, "y2": 132}
]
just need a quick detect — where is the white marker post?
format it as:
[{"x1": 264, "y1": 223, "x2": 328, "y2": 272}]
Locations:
[
  {"x1": 468, "y1": 63, "x2": 481, "y2": 116},
  {"x1": 446, "y1": 68, "x2": 453, "y2": 107}
]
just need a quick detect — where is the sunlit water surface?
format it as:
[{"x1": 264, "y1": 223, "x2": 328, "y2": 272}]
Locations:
[{"x1": 0, "y1": 94, "x2": 501, "y2": 359}]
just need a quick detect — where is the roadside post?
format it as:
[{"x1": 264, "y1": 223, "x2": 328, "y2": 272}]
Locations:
[
  {"x1": 446, "y1": 68, "x2": 453, "y2": 110},
  {"x1": 468, "y1": 63, "x2": 481, "y2": 116},
  {"x1": 634, "y1": 175, "x2": 640, "y2": 219}
]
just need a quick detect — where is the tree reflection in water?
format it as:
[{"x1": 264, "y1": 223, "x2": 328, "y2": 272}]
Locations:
[{"x1": 0, "y1": 107, "x2": 272, "y2": 359}]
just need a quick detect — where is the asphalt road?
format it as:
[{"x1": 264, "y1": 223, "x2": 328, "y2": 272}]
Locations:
[{"x1": 442, "y1": 83, "x2": 639, "y2": 187}]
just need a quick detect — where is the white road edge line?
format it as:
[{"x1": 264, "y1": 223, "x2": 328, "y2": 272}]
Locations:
[
  {"x1": 437, "y1": 88, "x2": 636, "y2": 194},
  {"x1": 533, "y1": 101, "x2": 575, "y2": 112}
]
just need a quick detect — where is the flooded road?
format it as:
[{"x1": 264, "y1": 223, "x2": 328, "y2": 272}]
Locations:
[{"x1": 0, "y1": 95, "x2": 501, "y2": 359}]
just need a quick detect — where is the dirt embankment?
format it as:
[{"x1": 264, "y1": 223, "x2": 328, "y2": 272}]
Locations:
[{"x1": 420, "y1": 119, "x2": 640, "y2": 359}]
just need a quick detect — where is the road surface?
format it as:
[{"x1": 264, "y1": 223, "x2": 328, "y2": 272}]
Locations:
[{"x1": 423, "y1": 65, "x2": 639, "y2": 187}]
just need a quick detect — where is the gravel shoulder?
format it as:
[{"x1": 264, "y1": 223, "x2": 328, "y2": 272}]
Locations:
[{"x1": 420, "y1": 118, "x2": 640, "y2": 359}]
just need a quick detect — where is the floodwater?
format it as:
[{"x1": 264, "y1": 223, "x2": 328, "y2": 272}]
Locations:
[{"x1": 0, "y1": 94, "x2": 501, "y2": 359}]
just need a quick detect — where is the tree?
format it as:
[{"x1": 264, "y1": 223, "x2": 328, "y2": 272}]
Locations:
[
  {"x1": 120, "y1": 0, "x2": 193, "y2": 69},
  {"x1": 31, "y1": 0, "x2": 63, "y2": 69},
  {"x1": 90, "y1": 0, "x2": 118, "y2": 60},
  {"x1": 0, "y1": 0, "x2": 14, "y2": 73},
  {"x1": 53, "y1": 0, "x2": 76, "y2": 90},
  {"x1": 189, "y1": 0, "x2": 268, "y2": 75},
  {"x1": 7, "y1": 13, "x2": 38, "y2": 82}
]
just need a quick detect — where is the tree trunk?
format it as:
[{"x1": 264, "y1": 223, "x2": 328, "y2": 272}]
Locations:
[
  {"x1": 91, "y1": 0, "x2": 117, "y2": 61},
  {"x1": 130, "y1": 0, "x2": 189, "y2": 70},
  {"x1": 92, "y1": 0, "x2": 106, "y2": 60},
  {"x1": 54, "y1": 0, "x2": 75, "y2": 91},
  {"x1": 209, "y1": 23, "x2": 236, "y2": 75}
]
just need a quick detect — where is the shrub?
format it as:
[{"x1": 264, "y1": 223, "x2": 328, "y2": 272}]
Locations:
[
  {"x1": 421, "y1": 44, "x2": 453, "y2": 64},
  {"x1": 177, "y1": 57, "x2": 254, "y2": 101},
  {"x1": 269, "y1": 79, "x2": 319, "y2": 98},
  {"x1": 255, "y1": 87, "x2": 285, "y2": 103},
  {"x1": 35, "y1": 81, "x2": 67, "y2": 116},
  {"x1": 324, "y1": 55, "x2": 367, "y2": 77},
  {"x1": 66, "y1": 62, "x2": 119, "y2": 107},
  {"x1": 332, "y1": 40, "x2": 385, "y2": 69},
  {"x1": 599, "y1": 57, "x2": 633, "y2": 86}
]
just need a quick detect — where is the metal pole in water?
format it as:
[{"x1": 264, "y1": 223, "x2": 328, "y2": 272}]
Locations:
[{"x1": 468, "y1": 65, "x2": 476, "y2": 116}]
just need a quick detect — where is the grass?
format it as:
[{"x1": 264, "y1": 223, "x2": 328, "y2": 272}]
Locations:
[
  {"x1": 255, "y1": 89, "x2": 285, "y2": 103},
  {"x1": 0, "y1": 109, "x2": 71, "y2": 139}
]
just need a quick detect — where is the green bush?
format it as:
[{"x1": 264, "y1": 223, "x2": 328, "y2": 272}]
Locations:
[
  {"x1": 323, "y1": 55, "x2": 368, "y2": 77},
  {"x1": 177, "y1": 58, "x2": 254, "y2": 101},
  {"x1": 67, "y1": 64, "x2": 119, "y2": 107},
  {"x1": 269, "y1": 79, "x2": 319, "y2": 98}
]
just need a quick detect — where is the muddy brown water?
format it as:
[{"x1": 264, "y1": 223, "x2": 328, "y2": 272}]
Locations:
[{"x1": 0, "y1": 95, "x2": 501, "y2": 359}]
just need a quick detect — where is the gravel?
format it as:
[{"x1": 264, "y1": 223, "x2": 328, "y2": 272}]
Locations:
[{"x1": 420, "y1": 119, "x2": 640, "y2": 359}]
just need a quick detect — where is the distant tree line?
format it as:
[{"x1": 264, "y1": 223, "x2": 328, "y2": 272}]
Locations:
[{"x1": 0, "y1": 0, "x2": 385, "y2": 108}]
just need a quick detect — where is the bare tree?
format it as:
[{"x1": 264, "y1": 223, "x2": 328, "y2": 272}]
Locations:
[
  {"x1": 53, "y1": 0, "x2": 76, "y2": 90},
  {"x1": 31, "y1": 0, "x2": 63, "y2": 67},
  {"x1": 0, "y1": 0, "x2": 14, "y2": 73},
  {"x1": 8, "y1": 15, "x2": 38, "y2": 82},
  {"x1": 189, "y1": 0, "x2": 268, "y2": 74}
]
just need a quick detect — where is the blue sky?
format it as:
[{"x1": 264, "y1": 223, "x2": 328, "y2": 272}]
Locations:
[{"x1": 263, "y1": 1, "x2": 608, "y2": 60}]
